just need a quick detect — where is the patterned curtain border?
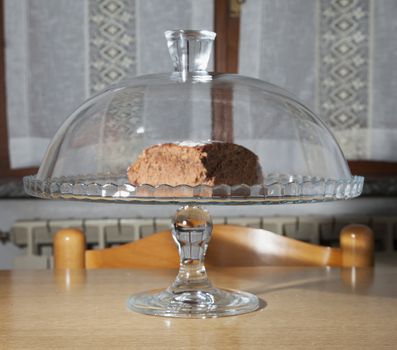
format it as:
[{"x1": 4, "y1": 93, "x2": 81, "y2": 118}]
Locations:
[
  {"x1": 89, "y1": 0, "x2": 137, "y2": 94},
  {"x1": 317, "y1": 0, "x2": 370, "y2": 159}
]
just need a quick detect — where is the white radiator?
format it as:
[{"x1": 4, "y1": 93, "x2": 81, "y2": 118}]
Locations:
[{"x1": 10, "y1": 215, "x2": 396, "y2": 269}]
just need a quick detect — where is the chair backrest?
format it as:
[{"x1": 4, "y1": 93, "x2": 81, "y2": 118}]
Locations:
[{"x1": 53, "y1": 224, "x2": 374, "y2": 269}]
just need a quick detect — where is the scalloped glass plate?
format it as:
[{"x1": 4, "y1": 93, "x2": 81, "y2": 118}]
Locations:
[{"x1": 23, "y1": 174, "x2": 364, "y2": 205}]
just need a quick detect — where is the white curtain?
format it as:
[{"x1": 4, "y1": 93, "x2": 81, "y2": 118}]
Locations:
[
  {"x1": 239, "y1": 0, "x2": 397, "y2": 161},
  {"x1": 5, "y1": 0, "x2": 214, "y2": 169}
]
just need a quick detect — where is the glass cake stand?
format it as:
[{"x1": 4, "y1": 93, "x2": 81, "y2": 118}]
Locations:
[
  {"x1": 24, "y1": 178, "x2": 363, "y2": 318},
  {"x1": 24, "y1": 29, "x2": 364, "y2": 318}
]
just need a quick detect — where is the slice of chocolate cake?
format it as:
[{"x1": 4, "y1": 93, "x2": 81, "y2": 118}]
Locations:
[{"x1": 127, "y1": 142, "x2": 263, "y2": 187}]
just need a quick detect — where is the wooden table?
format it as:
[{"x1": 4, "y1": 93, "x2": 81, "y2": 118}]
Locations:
[{"x1": 0, "y1": 266, "x2": 396, "y2": 349}]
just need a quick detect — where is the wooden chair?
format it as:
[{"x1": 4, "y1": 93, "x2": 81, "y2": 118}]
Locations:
[{"x1": 53, "y1": 224, "x2": 374, "y2": 269}]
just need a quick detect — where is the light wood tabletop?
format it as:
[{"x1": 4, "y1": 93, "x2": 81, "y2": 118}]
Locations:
[{"x1": 0, "y1": 265, "x2": 396, "y2": 350}]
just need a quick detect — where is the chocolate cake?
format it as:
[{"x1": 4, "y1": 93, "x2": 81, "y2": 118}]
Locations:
[{"x1": 127, "y1": 142, "x2": 263, "y2": 187}]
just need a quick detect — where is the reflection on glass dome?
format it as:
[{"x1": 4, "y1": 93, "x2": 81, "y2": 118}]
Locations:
[{"x1": 24, "y1": 29, "x2": 363, "y2": 204}]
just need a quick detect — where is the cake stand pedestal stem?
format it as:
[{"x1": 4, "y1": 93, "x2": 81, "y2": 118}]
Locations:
[{"x1": 168, "y1": 205, "x2": 213, "y2": 298}]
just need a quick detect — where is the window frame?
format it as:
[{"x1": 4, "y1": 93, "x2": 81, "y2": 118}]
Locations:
[{"x1": 0, "y1": 0, "x2": 38, "y2": 178}]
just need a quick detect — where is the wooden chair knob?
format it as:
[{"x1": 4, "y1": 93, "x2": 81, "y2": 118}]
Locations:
[
  {"x1": 340, "y1": 224, "x2": 374, "y2": 267},
  {"x1": 53, "y1": 228, "x2": 86, "y2": 269}
]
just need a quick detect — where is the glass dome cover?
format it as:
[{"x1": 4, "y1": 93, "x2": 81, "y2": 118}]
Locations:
[{"x1": 24, "y1": 29, "x2": 363, "y2": 204}]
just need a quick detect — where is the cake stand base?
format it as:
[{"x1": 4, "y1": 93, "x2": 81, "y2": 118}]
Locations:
[
  {"x1": 128, "y1": 287, "x2": 259, "y2": 318},
  {"x1": 127, "y1": 205, "x2": 260, "y2": 318}
]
